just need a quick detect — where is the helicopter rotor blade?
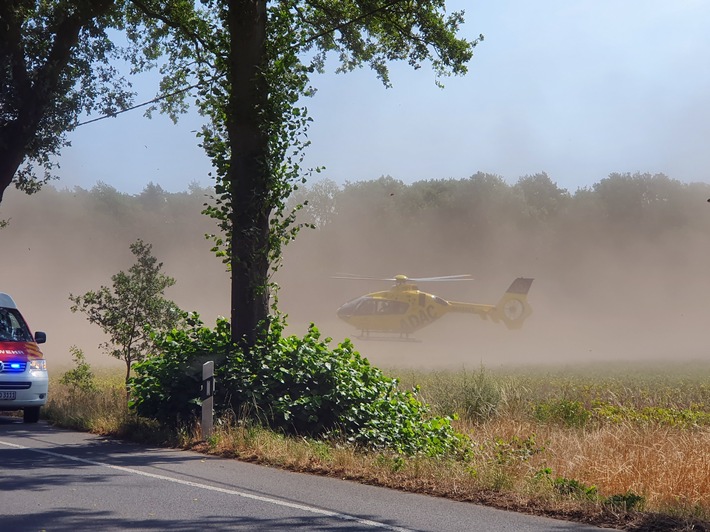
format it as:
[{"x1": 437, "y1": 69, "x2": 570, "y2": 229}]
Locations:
[
  {"x1": 332, "y1": 274, "x2": 397, "y2": 281},
  {"x1": 332, "y1": 273, "x2": 473, "y2": 282},
  {"x1": 408, "y1": 274, "x2": 473, "y2": 282}
]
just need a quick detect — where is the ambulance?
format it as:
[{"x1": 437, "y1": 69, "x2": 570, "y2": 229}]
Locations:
[{"x1": 0, "y1": 293, "x2": 48, "y2": 423}]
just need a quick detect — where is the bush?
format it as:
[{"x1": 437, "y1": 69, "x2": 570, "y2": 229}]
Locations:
[
  {"x1": 604, "y1": 491, "x2": 645, "y2": 512},
  {"x1": 129, "y1": 315, "x2": 230, "y2": 427},
  {"x1": 593, "y1": 403, "x2": 710, "y2": 428},
  {"x1": 129, "y1": 316, "x2": 468, "y2": 456},
  {"x1": 535, "y1": 468, "x2": 598, "y2": 500},
  {"x1": 60, "y1": 346, "x2": 96, "y2": 393},
  {"x1": 533, "y1": 399, "x2": 591, "y2": 427}
]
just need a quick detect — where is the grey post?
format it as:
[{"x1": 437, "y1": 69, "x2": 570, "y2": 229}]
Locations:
[{"x1": 201, "y1": 361, "x2": 215, "y2": 439}]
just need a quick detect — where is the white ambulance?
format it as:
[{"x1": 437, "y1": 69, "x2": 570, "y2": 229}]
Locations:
[{"x1": 0, "y1": 293, "x2": 48, "y2": 423}]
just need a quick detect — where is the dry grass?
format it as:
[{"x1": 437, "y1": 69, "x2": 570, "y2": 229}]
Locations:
[
  {"x1": 43, "y1": 372, "x2": 129, "y2": 433},
  {"x1": 468, "y1": 418, "x2": 710, "y2": 516},
  {"x1": 43, "y1": 362, "x2": 710, "y2": 531}
]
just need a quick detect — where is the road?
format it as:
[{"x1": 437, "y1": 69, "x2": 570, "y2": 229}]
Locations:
[{"x1": 0, "y1": 416, "x2": 617, "y2": 531}]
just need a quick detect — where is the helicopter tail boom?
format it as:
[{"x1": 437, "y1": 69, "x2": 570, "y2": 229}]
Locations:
[{"x1": 445, "y1": 277, "x2": 533, "y2": 329}]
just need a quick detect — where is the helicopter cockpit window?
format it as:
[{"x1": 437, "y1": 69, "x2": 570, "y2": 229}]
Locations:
[
  {"x1": 375, "y1": 300, "x2": 409, "y2": 315},
  {"x1": 338, "y1": 297, "x2": 410, "y2": 316},
  {"x1": 354, "y1": 298, "x2": 377, "y2": 316},
  {"x1": 344, "y1": 298, "x2": 408, "y2": 316}
]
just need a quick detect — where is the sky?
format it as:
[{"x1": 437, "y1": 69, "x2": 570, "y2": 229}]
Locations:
[{"x1": 54, "y1": 0, "x2": 710, "y2": 195}]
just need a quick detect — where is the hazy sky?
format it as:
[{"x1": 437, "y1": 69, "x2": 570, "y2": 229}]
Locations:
[{"x1": 55, "y1": 0, "x2": 710, "y2": 195}]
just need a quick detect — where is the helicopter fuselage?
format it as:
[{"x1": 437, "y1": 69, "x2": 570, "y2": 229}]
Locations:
[
  {"x1": 337, "y1": 284, "x2": 447, "y2": 335},
  {"x1": 336, "y1": 278, "x2": 533, "y2": 337}
]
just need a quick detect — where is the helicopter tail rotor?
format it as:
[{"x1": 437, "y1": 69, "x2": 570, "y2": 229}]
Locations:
[{"x1": 494, "y1": 278, "x2": 534, "y2": 329}]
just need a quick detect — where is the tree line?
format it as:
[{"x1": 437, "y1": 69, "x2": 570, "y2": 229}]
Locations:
[
  {"x1": 7, "y1": 170, "x2": 707, "y2": 243},
  {"x1": 294, "y1": 171, "x2": 710, "y2": 234},
  {"x1": 5, "y1": 171, "x2": 708, "y2": 306},
  {"x1": 286, "y1": 171, "x2": 710, "y2": 278}
]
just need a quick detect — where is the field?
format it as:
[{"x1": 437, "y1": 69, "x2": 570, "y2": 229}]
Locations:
[{"x1": 45, "y1": 360, "x2": 710, "y2": 531}]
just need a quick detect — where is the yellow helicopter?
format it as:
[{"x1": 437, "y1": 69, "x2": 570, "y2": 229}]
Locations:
[{"x1": 335, "y1": 274, "x2": 533, "y2": 339}]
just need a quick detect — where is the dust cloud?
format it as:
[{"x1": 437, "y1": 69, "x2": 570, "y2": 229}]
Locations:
[
  {"x1": 1, "y1": 182, "x2": 709, "y2": 372},
  {"x1": 277, "y1": 216, "x2": 710, "y2": 370},
  {"x1": 0, "y1": 186, "x2": 230, "y2": 371}
]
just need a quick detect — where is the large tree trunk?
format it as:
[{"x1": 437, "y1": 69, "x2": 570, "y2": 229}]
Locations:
[
  {"x1": 0, "y1": 129, "x2": 29, "y2": 205},
  {"x1": 225, "y1": 0, "x2": 270, "y2": 348}
]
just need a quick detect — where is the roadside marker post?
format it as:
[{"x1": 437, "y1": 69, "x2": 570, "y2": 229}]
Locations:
[{"x1": 201, "y1": 361, "x2": 215, "y2": 440}]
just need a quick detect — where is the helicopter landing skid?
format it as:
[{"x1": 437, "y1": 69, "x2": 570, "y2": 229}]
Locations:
[{"x1": 354, "y1": 334, "x2": 421, "y2": 343}]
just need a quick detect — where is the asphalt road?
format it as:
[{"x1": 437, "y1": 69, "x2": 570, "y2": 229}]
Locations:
[{"x1": 0, "y1": 416, "x2": 617, "y2": 531}]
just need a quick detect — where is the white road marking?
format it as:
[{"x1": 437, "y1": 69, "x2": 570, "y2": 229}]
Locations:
[{"x1": 0, "y1": 439, "x2": 411, "y2": 531}]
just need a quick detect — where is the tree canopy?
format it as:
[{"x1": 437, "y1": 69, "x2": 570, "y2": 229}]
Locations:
[
  {"x1": 137, "y1": 1, "x2": 479, "y2": 346},
  {"x1": 0, "y1": 0, "x2": 134, "y2": 203},
  {"x1": 3, "y1": 1, "x2": 479, "y2": 348}
]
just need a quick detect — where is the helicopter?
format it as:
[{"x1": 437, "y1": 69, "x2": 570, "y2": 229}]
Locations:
[{"x1": 334, "y1": 274, "x2": 533, "y2": 339}]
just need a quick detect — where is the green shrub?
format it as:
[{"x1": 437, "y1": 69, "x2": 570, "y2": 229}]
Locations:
[
  {"x1": 60, "y1": 346, "x2": 97, "y2": 393},
  {"x1": 533, "y1": 399, "x2": 591, "y2": 427},
  {"x1": 494, "y1": 434, "x2": 544, "y2": 465},
  {"x1": 553, "y1": 476, "x2": 598, "y2": 499},
  {"x1": 129, "y1": 315, "x2": 231, "y2": 427},
  {"x1": 604, "y1": 491, "x2": 645, "y2": 512},
  {"x1": 129, "y1": 316, "x2": 468, "y2": 456},
  {"x1": 535, "y1": 468, "x2": 598, "y2": 500},
  {"x1": 434, "y1": 367, "x2": 503, "y2": 422},
  {"x1": 593, "y1": 403, "x2": 710, "y2": 428}
]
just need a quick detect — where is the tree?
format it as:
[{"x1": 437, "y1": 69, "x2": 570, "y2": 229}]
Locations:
[
  {"x1": 514, "y1": 172, "x2": 570, "y2": 222},
  {"x1": 287, "y1": 177, "x2": 340, "y2": 229},
  {"x1": 0, "y1": 0, "x2": 135, "y2": 205},
  {"x1": 133, "y1": 1, "x2": 479, "y2": 348},
  {"x1": 593, "y1": 172, "x2": 688, "y2": 234},
  {"x1": 69, "y1": 239, "x2": 184, "y2": 384}
]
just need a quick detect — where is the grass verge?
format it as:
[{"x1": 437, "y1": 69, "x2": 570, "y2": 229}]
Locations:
[{"x1": 43, "y1": 361, "x2": 710, "y2": 532}]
